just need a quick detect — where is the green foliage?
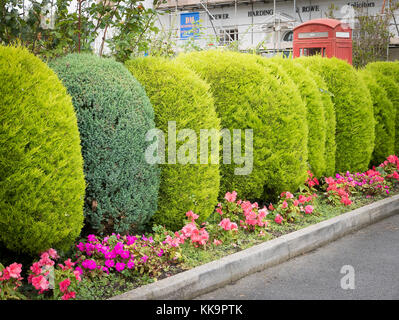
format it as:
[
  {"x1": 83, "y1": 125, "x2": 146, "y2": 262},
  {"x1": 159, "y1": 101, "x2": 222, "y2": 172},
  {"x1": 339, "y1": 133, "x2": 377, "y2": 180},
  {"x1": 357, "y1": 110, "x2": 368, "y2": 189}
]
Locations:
[
  {"x1": 300, "y1": 67, "x2": 337, "y2": 176},
  {"x1": 125, "y1": 57, "x2": 221, "y2": 230},
  {"x1": 0, "y1": 0, "x2": 161, "y2": 60},
  {"x1": 50, "y1": 53, "x2": 159, "y2": 235},
  {"x1": 0, "y1": 45, "x2": 85, "y2": 255},
  {"x1": 297, "y1": 56, "x2": 375, "y2": 173},
  {"x1": 366, "y1": 62, "x2": 399, "y2": 154},
  {"x1": 176, "y1": 50, "x2": 308, "y2": 200},
  {"x1": 269, "y1": 56, "x2": 327, "y2": 177},
  {"x1": 358, "y1": 69, "x2": 395, "y2": 165}
]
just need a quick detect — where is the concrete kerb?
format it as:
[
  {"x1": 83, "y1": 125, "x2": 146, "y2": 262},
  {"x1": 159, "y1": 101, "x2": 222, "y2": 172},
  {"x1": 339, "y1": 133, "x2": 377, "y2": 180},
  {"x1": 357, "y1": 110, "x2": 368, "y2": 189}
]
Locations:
[{"x1": 110, "y1": 194, "x2": 399, "y2": 300}]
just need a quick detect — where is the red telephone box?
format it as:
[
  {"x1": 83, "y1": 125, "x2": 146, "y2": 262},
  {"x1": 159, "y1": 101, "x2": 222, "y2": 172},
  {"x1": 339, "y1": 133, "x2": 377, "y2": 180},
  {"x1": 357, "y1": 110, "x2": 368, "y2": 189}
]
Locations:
[{"x1": 293, "y1": 18, "x2": 352, "y2": 65}]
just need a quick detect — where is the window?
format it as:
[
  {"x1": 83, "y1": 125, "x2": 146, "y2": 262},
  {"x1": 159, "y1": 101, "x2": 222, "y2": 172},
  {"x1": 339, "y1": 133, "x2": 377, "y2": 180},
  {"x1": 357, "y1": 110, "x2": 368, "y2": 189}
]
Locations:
[
  {"x1": 219, "y1": 28, "x2": 238, "y2": 45},
  {"x1": 300, "y1": 47, "x2": 326, "y2": 57},
  {"x1": 283, "y1": 31, "x2": 293, "y2": 42}
]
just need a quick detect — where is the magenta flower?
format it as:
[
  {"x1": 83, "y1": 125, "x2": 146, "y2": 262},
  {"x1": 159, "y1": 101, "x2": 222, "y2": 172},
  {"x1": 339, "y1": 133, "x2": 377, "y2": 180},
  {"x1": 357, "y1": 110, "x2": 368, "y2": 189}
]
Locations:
[
  {"x1": 127, "y1": 259, "x2": 135, "y2": 269},
  {"x1": 104, "y1": 259, "x2": 115, "y2": 268},
  {"x1": 115, "y1": 262, "x2": 125, "y2": 272}
]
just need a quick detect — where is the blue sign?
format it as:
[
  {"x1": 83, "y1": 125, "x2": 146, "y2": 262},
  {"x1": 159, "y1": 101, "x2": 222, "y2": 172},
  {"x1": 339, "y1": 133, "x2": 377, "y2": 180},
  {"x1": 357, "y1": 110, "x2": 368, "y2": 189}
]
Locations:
[{"x1": 180, "y1": 12, "x2": 200, "y2": 39}]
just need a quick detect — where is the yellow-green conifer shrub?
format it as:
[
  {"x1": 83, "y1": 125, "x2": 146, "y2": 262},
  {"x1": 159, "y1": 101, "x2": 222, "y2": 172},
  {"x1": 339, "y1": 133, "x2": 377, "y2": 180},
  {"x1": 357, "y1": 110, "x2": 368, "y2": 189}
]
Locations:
[
  {"x1": 297, "y1": 56, "x2": 375, "y2": 173},
  {"x1": 366, "y1": 62, "x2": 399, "y2": 154},
  {"x1": 0, "y1": 46, "x2": 85, "y2": 255},
  {"x1": 299, "y1": 67, "x2": 337, "y2": 176},
  {"x1": 266, "y1": 56, "x2": 327, "y2": 177},
  {"x1": 125, "y1": 57, "x2": 221, "y2": 230},
  {"x1": 177, "y1": 50, "x2": 308, "y2": 200},
  {"x1": 358, "y1": 69, "x2": 395, "y2": 165}
]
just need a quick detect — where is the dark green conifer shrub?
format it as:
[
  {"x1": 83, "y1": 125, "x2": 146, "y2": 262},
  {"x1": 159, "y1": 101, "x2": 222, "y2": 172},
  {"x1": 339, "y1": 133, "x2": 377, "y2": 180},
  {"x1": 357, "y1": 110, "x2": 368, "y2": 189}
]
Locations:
[
  {"x1": 0, "y1": 46, "x2": 85, "y2": 255},
  {"x1": 125, "y1": 57, "x2": 221, "y2": 230},
  {"x1": 50, "y1": 53, "x2": 159, "y2": 234},
  {"x1": 177, "y1": 50, "x2": 308, "y2": 200},
  {"x1": 297, "y1": 56, "x2": 375, "y2": 173}
]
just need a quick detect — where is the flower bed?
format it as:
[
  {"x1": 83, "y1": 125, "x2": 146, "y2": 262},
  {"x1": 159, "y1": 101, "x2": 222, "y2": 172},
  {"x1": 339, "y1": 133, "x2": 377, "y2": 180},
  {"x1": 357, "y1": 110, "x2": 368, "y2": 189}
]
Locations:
[{"x1": 2, "y1": 155, "x2": 399, "y2": 300}]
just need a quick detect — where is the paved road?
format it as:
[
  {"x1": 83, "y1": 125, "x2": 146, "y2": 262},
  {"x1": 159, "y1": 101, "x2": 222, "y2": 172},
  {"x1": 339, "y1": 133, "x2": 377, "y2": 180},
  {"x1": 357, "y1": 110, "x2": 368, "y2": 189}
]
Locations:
[{"x1": 196, "y1": 214, "x2": 399, "y2": 300}]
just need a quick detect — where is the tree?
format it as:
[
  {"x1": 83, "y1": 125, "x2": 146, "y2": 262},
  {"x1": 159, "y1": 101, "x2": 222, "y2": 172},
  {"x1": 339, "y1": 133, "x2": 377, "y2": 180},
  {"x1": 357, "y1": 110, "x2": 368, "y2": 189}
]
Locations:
[
  {"x1": 0, "y1": 0, "x2": 161, "y2": 60},
  {"x1": 352, "y1": 2, "x2": 399, "y2": 68}
]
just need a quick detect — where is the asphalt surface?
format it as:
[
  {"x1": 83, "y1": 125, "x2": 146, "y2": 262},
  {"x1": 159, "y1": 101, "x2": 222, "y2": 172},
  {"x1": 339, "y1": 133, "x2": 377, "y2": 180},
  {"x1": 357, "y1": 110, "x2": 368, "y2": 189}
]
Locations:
[{"x1": 196, "y1": 214, "x2": 399, "y2": 300}]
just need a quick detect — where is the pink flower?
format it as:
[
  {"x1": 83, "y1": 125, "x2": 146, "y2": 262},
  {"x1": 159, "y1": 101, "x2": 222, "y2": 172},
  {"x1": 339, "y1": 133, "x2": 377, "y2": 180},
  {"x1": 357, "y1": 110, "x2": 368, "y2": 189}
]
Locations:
[
  {"x1": 387, "y1": 155, "x2": 398, "y2": 164},
  {"x1": 224, "y1": 191, "x2": 237, "y2": 203},
  {"x1": 258, "y1": 208, "x2": 268, "y2": 219},
  {"x1": 73, "y1": 270, "x2": 81, "y2": 282},
  {"x1": 282, "y1": 201, "x2": 288, "y2": 209},
  {"x1": 293, "y1": 199, "x2": 299, "y2": 206},
  {"x1": 219, "y1": 218, "x2": 237, "y2": 231},
  {"x1": 64, "y1": 259, "x2": 74, "y2": 269},
  {"x1": 186, "y1": 210, "x2": 199, "y2": 221},
  {"x1": 47, "y1": 248, "x2": 59, "y2": 260},
  {"x1": 38, "y1": 252, "x2": 54, "y2": 267},
  {"x1": 32, "y1": 275, "x2": 49, "y2": 291},
  {"x1": 62, "y1": 291, "x2": 76, "y2": 300},
  {"x1": 6, "y1": 263, "x2": 22, "y2": 279},
  {"x1": 325, "y1": 177, "x2": 335, "y2": 185},
  {"x1": 274, "y1": 214, "x2": 283, "y2": 224},
  {"x1": 181, "y1": 222, "x2": 197, "y2": 238},
  {"x1": 213, "y1": 239, "x2": 222, "y2": 246},
  {"x1": 304, "y1": 205, "x2": 314, "y2": 214},
  {"x1": 30, "y1": 262, "x2": 42, "y2": 275},
  {"x1": 285, "y1": 192, "x2": 294, "y2": 199},
  {"x1": 341, "y1": 196, "x2": 352, "y2": 206},
  {"x1": 59, "y1": 278, "x2": 71, "y2": 293}
]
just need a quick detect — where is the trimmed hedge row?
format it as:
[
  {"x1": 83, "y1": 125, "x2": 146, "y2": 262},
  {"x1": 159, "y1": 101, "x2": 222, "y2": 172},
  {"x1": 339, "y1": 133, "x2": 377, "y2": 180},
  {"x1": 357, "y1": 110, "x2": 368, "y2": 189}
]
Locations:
[
  {"x1": 3, "y1": 47, "x2": 399, "y2": 255},
  {"x1": 0, "y1": 46, "x2": 85, "y2": 255},
  {"x1": 267, "y1": 56, "x2": 327, "y2": 177},
  {"x1": 177, "y1": 50, "x2": 309, "y2": 200},
  {"x1": 125, "y1": 57, "x2": 221, "y2": 230},
  {"x1": 297, "y1": 56, "x2": 375, "y2": 173},
  {"x1": 50, "y1": 54, "x2": 160, "y2": 235}
]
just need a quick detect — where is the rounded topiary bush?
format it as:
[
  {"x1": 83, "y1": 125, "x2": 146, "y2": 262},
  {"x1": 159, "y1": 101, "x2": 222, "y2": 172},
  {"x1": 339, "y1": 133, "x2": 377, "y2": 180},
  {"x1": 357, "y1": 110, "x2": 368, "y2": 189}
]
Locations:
[
  {"x1": 267, "y1": 56, "x2": 327, "y2": 177},
  {"x1": 125, "y1": 57, "x2": 221, "y2": 230},
  {"x1": 358, "y1": 69, "x2": 395, "y2": 165},
  {"x1": 366, "y1": 61, "x2": 399, "y2": 84},
  {"x1": 297, "y1": 56, "x2": 375, "y2": 173},
  {"x1": 0, "y1": 46, "x2": 85, "y2": 255},
  {"x1": 366, "y1": 62, "x2": 399, "y2": 154},
  {"x1": 177, "y1": 50, "x2": 308, "y2": 200},
  {"x1": 50, "y1": 53, "x2": 159, "y2": 235},
  {"x1": 298, "y1": 66, "x2": 337, "y2": 176}
]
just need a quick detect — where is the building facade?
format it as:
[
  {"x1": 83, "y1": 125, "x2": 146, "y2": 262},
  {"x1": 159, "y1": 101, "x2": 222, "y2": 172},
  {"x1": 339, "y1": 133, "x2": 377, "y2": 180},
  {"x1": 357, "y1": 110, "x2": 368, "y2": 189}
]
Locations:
[{"x1": 154, "y1": 0, "x2": 399, "y2": 55}]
